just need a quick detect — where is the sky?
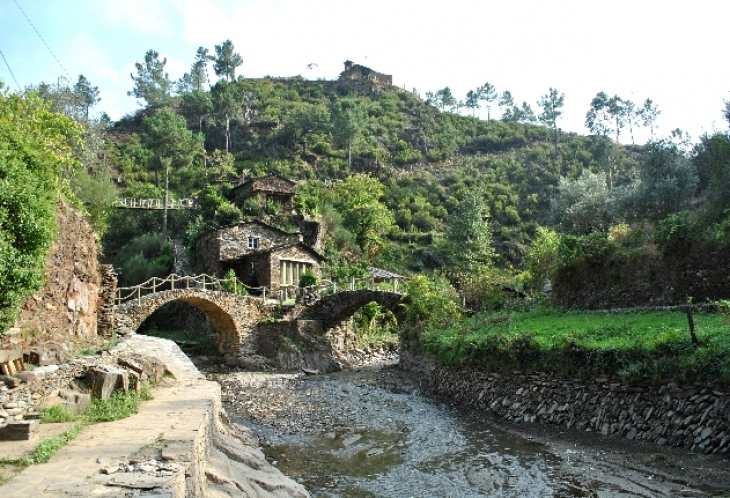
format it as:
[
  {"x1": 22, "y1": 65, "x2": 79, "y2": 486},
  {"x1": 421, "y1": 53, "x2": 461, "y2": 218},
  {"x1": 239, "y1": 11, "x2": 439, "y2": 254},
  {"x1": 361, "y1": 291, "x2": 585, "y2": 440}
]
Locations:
[{"x1": 1, "y1": 0, "x2": 728, "y2": 144}]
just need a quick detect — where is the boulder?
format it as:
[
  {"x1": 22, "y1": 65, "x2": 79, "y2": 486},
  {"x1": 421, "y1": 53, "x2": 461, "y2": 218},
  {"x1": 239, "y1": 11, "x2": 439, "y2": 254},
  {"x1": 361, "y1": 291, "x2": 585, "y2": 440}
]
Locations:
[{"x1": 87, "y1": 365, "x2": 129, "y2": 399}]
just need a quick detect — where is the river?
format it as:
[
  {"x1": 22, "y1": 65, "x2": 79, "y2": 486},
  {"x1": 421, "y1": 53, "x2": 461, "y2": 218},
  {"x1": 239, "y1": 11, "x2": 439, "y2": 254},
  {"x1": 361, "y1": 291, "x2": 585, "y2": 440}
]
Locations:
[{"x1": 210, "y1": 361, "x2": 725, "y2": 497}]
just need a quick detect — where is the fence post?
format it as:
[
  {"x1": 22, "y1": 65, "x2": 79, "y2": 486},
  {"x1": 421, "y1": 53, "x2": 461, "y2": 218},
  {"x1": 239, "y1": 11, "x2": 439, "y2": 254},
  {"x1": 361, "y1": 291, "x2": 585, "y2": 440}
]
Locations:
[
  {"x1": 137, "y1": 286, "x2": 141, "y2": 305},
  {"x1": 233, "y1": 278, "x2": 237, "y2": 294},
  {"x1": 171, "y1": 274, "x2": 175, "y2": 290}
]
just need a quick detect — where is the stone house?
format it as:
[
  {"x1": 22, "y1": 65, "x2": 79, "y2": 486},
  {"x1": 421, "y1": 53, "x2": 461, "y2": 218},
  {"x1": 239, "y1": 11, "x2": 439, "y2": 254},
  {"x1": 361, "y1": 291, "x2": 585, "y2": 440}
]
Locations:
[
  {"x1": 196, "y1": 220, "x2": 325, "y2": 293},
  {"x1": 340, "y1": 61, "x2": 393, "y2": 86},
  {"x1": 231, "y1": 174, "x2": 296, "y2": 214}
]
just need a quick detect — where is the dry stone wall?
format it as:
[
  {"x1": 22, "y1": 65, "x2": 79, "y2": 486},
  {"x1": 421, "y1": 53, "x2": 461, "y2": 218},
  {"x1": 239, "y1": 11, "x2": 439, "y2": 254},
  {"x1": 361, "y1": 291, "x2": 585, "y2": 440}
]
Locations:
[{"x1": 401, "y1": 351, "x2": 730, "y2": 455}]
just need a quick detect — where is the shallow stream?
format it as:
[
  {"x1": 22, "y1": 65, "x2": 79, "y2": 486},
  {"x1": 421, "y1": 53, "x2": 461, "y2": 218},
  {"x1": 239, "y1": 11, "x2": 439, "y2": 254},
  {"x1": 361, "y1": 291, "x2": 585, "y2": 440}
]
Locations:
[{"x1": 213, "y1": 364, "x2": 708, "y2": 497}]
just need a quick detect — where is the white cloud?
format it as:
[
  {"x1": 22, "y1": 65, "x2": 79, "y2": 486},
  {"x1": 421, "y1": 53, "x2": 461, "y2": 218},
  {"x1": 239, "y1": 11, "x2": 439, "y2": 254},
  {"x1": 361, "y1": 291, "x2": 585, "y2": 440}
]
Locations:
[{"x1": 104, "y1": 0, "x2": 174, "y2": 36}]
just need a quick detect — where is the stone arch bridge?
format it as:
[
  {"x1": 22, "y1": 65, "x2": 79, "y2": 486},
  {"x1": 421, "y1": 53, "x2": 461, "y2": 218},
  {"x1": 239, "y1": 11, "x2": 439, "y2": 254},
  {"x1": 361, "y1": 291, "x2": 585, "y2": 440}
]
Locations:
[{"x1": 114, "y1": 287, "x2": 403, "y2": 363}]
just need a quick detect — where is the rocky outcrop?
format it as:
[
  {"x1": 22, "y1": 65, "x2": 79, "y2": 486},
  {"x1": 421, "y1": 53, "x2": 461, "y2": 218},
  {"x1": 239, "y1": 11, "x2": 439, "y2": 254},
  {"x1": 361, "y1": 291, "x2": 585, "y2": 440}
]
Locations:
[
  {"x1": 401, "y1": 351, "x2": 730, "y2": 455},
  {"x1": 12, "y1": 203, "x2": 100, "y2": 342}
]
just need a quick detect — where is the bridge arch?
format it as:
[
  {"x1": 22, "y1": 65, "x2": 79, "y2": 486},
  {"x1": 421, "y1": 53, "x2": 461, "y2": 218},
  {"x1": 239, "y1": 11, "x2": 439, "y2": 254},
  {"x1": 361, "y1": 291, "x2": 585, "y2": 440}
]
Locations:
[
  {"x1": 297, "y1": 290, "x2": 404, "y2": 329},
  {"x1": 115, "y1": 289, "x2": 267, "y2": 354}
]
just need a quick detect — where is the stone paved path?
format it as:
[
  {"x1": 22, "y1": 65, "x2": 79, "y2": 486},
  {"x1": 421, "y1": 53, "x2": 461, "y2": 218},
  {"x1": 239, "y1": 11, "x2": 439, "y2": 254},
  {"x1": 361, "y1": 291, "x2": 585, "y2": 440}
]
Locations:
[{"x1": 0, "y1": 335, "x2": 215, "y2": 497}]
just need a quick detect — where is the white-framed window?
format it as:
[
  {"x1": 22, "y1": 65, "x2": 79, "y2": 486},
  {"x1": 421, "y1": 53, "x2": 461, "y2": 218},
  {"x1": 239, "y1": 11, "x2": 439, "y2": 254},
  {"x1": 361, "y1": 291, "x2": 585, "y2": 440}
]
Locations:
[
  {"x1": 248, "y1": 237, "x2": 259, "y2": 249},
  {"x1": 248, "y1": 262, "x2": 255, "y2": 275}
]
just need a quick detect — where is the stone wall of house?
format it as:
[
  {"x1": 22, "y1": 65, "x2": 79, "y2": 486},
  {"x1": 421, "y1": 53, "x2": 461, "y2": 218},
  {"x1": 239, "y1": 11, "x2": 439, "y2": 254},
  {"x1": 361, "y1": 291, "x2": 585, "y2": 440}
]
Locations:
[
  {"x1": 195, "y1": 223, "x2": 301, "y2": 277},
  {"x1": 401, "y1": 351, "x2": 730, "y2": 455},
  {"x1": 552, "y1": 245, "x2": 730, "y2": 309},
  {"x1": 270, "y1": 245, "x2": 322, "y2": 290},
  {"x1": 1, "y1": 204, "x2": 100, "y2": 356}
]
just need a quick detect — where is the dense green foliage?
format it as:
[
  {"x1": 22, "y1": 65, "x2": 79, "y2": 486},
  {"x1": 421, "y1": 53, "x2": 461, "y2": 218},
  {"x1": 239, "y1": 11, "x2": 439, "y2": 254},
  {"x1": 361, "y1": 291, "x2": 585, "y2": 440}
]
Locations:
[{"x1": 0, "y1": 90, "x2": 80, "y2": 331}]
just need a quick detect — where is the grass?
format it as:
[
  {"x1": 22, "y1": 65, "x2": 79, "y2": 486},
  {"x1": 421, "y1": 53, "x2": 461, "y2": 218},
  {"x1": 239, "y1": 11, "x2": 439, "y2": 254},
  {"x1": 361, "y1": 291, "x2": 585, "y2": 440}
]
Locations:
[
  {"x1": 140, "y1": 329, "x2": 219, "y2": 355},
  {"x1": 40, "y1": 405, "x2": 78, "y2": 424},
  {"x1": 1, "y1": 384, "x2": 155, "y2": 470},
  {"x1": 418, "y1": 308, "x2": 730, "y2": 384}
]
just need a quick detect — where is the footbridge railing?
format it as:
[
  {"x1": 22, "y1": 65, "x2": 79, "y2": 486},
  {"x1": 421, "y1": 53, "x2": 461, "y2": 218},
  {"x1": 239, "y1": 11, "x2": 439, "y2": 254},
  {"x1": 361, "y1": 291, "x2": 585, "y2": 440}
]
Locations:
[
  {"x1": 116, "y1": 273, "x2": 404, "y2": 306},
  {"x1": 115, "y1": 273, "x2": 273, "y2": 305},
  {"x1": 114, "y1": 198, "x2": 196, "y2": 210}
]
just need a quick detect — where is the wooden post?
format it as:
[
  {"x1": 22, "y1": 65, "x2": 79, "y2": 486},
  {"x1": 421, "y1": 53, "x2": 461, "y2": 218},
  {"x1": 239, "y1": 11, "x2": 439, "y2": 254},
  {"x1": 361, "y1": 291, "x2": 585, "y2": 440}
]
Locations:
[
  {"x1": 152, "y1": 279, "x2": 156, "y2": 294},
  {"x1": 137, "y1": 286, "x2": 141, "y2": 305},
  {"x1": 171, "y1": 274, "x2": 175, "y2": 290}
]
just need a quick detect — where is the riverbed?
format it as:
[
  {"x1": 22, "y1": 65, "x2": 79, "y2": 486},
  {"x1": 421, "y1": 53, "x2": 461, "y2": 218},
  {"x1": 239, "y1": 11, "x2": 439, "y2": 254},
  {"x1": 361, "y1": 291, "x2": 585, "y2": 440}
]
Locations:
[{"x1": 210, "y1": 361, "x2": 729, "y2": 497}]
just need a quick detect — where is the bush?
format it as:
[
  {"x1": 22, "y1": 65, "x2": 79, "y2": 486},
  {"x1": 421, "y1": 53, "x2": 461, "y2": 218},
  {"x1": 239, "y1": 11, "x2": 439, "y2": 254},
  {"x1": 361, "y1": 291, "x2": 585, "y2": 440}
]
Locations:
[
  {"x1": 299, "y1": 269, "x2": 318, "y2": 288},
  {"x1": 114, "y1": 234, "x2": 173, "y2": 286},
  {"x1": 221, "y1": 268, "x2": 247, "y2": 295}
]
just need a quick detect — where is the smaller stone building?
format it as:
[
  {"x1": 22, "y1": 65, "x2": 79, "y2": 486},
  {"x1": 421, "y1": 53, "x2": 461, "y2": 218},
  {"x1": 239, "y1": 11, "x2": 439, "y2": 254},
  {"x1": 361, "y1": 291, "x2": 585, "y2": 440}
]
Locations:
[
  {"x1": 231, "y1": 174, "x2": 296, "y2": 214},
  {"x1": 196, "y1": 221, "x2": 325, "y2": 293},
  {"x1": 340, "y1": 61, "x2": 392, "y2": 86}
]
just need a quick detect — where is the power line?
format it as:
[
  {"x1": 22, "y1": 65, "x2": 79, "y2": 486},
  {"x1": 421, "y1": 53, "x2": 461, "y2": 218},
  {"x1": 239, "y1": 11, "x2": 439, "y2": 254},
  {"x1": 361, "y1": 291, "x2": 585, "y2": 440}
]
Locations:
[
  {"x1": 12, "y1": 0, "x2": 71, "y2": 80},
  {"x1": 0, "y1": 49, "x2": 22, "y2": 92}
]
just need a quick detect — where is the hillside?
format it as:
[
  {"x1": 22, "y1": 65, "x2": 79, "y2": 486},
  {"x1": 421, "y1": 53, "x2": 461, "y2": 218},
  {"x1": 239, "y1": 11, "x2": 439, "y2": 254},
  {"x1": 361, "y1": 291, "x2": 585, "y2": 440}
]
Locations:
[{"x1": 106, "y1": 72, "x2": 637, "y2": 278}]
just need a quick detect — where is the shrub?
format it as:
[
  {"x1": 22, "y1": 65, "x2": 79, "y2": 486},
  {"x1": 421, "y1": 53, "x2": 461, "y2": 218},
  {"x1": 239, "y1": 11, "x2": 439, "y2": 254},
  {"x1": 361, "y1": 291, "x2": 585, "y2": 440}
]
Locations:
[{"x1": 299, "y1": 268, "x2": 318, "y2": 288}]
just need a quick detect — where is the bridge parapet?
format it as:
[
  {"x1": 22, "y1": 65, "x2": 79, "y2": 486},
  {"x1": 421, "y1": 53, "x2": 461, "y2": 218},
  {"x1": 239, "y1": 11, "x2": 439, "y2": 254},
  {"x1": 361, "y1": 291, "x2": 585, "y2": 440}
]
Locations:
[{"x1": 295, "y1": 289, "x2": 404, "y2": 329}]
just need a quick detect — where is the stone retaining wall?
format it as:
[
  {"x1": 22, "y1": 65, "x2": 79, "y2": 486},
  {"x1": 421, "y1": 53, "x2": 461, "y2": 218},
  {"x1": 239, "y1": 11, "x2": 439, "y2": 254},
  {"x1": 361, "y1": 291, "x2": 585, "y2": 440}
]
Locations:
[{"x1": 400, "y1": 351, "x2": 730, "y2": 455}]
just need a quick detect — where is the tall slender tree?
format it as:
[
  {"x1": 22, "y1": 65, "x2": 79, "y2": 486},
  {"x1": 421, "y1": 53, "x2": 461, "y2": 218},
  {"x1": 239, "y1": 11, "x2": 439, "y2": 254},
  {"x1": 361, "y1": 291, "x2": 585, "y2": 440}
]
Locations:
[
  {"x1": 607, "y1": 95, "x2": 626, "y2": 143},
  {"x1": 640, "y1": 98, "x2": 661, "y2": 140},
  {"x1": 332, "y1": 98, "x2": 367, "y2": 169},
  {"x1": 478, "y1": 82, "x2": 498, "y2": 121},
  {"x1": 73, "y1": 74, "x2": 100, "y2": 120},
  {"x1": 538, "y1": 87, "x2": 565, "y2": 154},
  {"x1": 465, "y1": 89, "x2": 480, "y2": 117}
]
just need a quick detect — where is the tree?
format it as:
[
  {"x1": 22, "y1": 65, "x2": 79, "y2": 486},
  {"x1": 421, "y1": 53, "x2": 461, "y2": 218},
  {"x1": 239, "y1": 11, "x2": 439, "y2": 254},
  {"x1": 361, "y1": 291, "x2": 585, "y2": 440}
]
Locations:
[
  {"x1": 73, "y1": 74, "x2": 100, "y2": 120},
  {"x1": 211, "y1": 40, "x2": 243, "y2": 82},
  {"x1": 331, "y1": 98, "x2": 367, "y2": 169},
  {"x1": 693, "y1": 131, "x2": 730, "y2": 219},
  {"x1": 332, "y1": 174, "x2": 395, "y2": 258},
  {"x1": 538, "y1": 87, "x2": 565, "y2": 153},
  {"x1": 178, "y1": 47, "x2": 210, "y2": 93},
  {"x1": 434, "y1": 87, "x2": 456, "y2": 112},
  {"x1": 498, "y1": 90, "x2": 515, "y2": 120},
  {"x1": 585, "y1": 91, "x2": 612, "y2": 137},
  {"x1": 180, "y1": 90, "x2": 212, "y2": 132},
  {"x1": 478, "y1": 82, "x2": 498, "y2": 121},
  {"x1": 128, "y1": 50, "x2": 173, "y2": 108},
  {"x1": 211, "y1": 79, "x2": 243, "y2": 152},
  {"x1": 280, "y1": 102, "x2": 330, "y2": 154},
  {"x1": 640, "y1": 98, "x2": 660, "y2": 140},
  {"x1": 607, "y1": 95, "x2": 626, "y2": 143},
  {"x1": 551, "y1": 171, "x2": 615, "y2": 234},
  {"x1": 444, "y1": 190, "x2": 495, "y2": 271},
  {"x1": 142, "y1": 108, "x2": 203, "y2": 234},
  {"x1": 518, "y1": 102, "x2": 537, "y2": 124},
  {"x1": 465, "y1": 89, "x2": 480, "y2": 116},
  {"x1": 622, "y1": 140, "x2": 697, "y2": 222},
  {"x1": 623, "y1": 99, "x2": 641, "y2": 145}
]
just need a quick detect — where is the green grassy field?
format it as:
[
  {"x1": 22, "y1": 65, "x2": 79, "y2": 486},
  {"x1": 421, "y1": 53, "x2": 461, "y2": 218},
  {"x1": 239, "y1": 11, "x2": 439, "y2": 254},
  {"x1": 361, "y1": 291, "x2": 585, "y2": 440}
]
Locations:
[{"x1": 419, "y1": 309, "x2": 730, "y2": 384}]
